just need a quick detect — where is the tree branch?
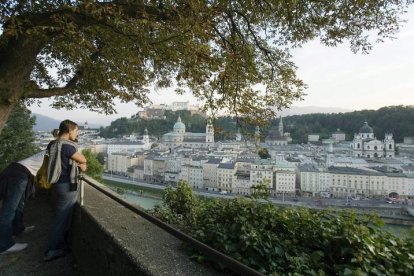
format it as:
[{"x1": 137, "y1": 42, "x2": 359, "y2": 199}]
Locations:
[
  {"x1": 24, "y1": 49, "x2": 101, "y2": 99},
  {"x1": 24, "y1": 86, "x2": 72, "y2": 99}
]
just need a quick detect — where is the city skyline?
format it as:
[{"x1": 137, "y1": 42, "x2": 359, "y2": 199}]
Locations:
[{"x1": 29, "y1": 6, "x2": 414, "y2": 126}]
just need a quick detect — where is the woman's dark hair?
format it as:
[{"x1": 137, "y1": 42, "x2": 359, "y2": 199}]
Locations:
[
  {"x1": 59, "y1": 120, "x2": 78, "y2": 135},
  {"x1": 51, "y1": 129, "x2": 59, "y2": 137}
]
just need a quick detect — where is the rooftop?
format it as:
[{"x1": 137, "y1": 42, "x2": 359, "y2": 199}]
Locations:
[
  {"x1": 328, "y1": 166, "x2": 384, "y2": 176},
  {"x1": 218, "y1": 163, "x2": 235, "y2": 169}
]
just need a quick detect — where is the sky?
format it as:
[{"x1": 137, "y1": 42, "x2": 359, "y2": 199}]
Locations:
[{"x1": 29, "y1": 6, "x2": 414, "y2": 126}]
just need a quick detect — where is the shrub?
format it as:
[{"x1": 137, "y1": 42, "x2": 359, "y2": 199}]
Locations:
[{"x1": 153, "y1": 182, "x2": 414, "y2": 275}]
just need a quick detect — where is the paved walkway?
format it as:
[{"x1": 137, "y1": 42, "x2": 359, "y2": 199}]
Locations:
[{"x1": 0, "y1": 190, "x2": 78, "y2": 275}]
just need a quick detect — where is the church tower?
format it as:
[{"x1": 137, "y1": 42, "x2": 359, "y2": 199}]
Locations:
[
  {"x1": 236, "y1": 128, "x2": 242, "y2": 142},
  {"x1": 352, "y1": 133, "x2": 363, "y2": 158},
  {"x1": 206, "y1": 120, "x2": 214, "y2": 146},
  {"x1": 384, "y1": 133, "x2": 395, "y2": 158},
  {"x1": 255, "y1": 126, "x2": 261, "y2": 148},
  {"x1": 278, "y1": 116, "x2": 284, "y2": 136},
  {"x1": 143, "y1": 128, "x2": 150, "y2": 146}
]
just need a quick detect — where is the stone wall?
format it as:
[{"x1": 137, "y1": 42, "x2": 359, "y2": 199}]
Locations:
[{"x1": 71, "y1": 182, "x2": 219, "y2": 276}]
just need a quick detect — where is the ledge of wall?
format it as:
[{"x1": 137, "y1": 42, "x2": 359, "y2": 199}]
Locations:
[{"x1": 71, "y1": 183, "x2": 220, "y2": 276}]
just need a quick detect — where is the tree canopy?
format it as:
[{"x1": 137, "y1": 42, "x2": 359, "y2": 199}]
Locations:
[
  {"x1": 82, "y1": 148, "x2": 104, "y2": 181},
  {"x1": 0, "y1": 103, "x2": 37, "y2": 170},
  {"x1": 0, "y1": 0, "x2": 412, "y2": 133}
]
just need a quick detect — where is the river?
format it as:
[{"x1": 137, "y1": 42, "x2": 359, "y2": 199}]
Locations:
[{"x1": 122, "y1": 193, "x2": 162, "y2": 210}]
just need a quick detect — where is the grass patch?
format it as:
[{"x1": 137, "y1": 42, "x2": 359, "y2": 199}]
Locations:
[{"x1": 102, "y1": 179, "x2": 165, "y2": 198}]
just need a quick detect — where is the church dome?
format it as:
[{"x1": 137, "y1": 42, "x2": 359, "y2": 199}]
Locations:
[
  {"x1": 173, "y1": 116, "x2": 186, "y2": 131},
  {"x1": 359, "y1": 121, "x2": 373, "y2": 134}
]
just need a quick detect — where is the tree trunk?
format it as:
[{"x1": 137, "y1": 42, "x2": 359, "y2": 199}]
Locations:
[
  {"x1": 0, "y1": 103, "x2": 16, "y2": 134},
  {"x1": 0, "y1": 34, "x2": 46, "y2": 134}
]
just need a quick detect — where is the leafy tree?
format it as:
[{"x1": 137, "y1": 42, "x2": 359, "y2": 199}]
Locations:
[
  {"x1": 0, "y1": 103, "x2": 37, "y2": 170},
  {"x1": 1, "y1": 1, "x2": 412, "y2": 133},
  {"x1": 250, "y1": 181, "x2": 271, "y2": 200},
  {"x1": 82, "y1": 148, "x2": 104, "y2": 182},
  {"x1": 258, "y1": 148, "x2": 271, "y2": 159},
  {"x1": 96, "y1": 152, "x2": 106, "y2": 165}
]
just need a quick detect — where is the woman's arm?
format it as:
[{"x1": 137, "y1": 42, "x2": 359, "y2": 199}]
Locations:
[
  {"x1": 78, "y1": 163, "x2": 87, "y2": 172},
  {"x1": 71, "y1": 151, "x2": 87, "y2": 164}
]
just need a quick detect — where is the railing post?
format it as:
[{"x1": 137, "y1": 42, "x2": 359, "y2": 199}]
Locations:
[{"x1": 80, "y1": 177, "x2": 84, "y2": 206}]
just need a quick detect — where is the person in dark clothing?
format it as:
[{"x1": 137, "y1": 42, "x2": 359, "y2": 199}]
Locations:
[
  {"x1": 44, "y1": 120, "x2": 87, "y2": 261},
  {"x1": 0, "y1": 151, "x2": 44, "y2": 254}
]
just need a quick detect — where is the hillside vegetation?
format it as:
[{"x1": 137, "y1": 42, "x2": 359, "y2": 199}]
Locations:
[{"x1": 99, "y1": 106, "x2": 414, "y2": 143}]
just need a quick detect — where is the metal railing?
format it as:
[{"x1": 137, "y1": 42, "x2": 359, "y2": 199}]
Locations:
[{"x1": 79, "y1": 175, "x2": 263, "y2": 276}]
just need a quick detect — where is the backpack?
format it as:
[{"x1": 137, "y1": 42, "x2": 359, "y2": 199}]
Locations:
[{"x1": 35, "y1": 151, "x2": 53, "y2": 189}]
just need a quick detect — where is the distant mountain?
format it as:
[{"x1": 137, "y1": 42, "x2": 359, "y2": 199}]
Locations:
[
  {"x1": 275, "y1": 106, "x2": 352, "y2": 116},
  {"x1": 32, "y1": 113, "x2": 102, "y2": 131}
]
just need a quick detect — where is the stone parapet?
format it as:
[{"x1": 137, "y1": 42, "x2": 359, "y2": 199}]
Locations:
[{"x1": 71, "y1": 183, "x2": 220, "y2": 276}]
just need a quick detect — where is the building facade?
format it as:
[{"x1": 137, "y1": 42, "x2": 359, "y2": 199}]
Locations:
[{"x1": 351, "y1": 121, "x2": 395, "y2": 158}]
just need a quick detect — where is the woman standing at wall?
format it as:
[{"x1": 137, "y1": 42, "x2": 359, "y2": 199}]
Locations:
[{"x1": 44, "y1": 120, "x2": 87, "y2": 261}]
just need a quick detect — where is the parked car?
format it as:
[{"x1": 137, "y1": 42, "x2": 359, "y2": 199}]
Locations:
[{"x1": 219, "y1": 191, "x2": 228, "y2": 195}]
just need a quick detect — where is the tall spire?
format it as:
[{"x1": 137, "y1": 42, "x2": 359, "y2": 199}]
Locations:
[
  {"x1": 278, "y1": 116, "x2": 284, "y2": 136},
  {"x1": 255, "y1": 126, "x2": 260, "y2": 149}
]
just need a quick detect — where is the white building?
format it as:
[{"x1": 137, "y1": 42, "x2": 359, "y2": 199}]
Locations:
[
  {"x1": 166, "y1": 101, "x2": 200, "y2": 112},
  {"x1": 143, "y1": 155, "x2": 166, "y2": 183},
  {"x1": 299, "y1": 164, "x2": 414, "y2": 198},
  {"x1": 128, "y1": 165, "x2": 144, "y2": 180},
  {"x1": 202, "y1": 158, "x2": 222, "y2": 190},
  {"x1": 273, "y1": 162, "x2": 296, "y2": 196},
  {"x1": 107, "y1": 140, "x2": 150, "y2": 155},
  {"x1": 162, "y1": 116, "x2": 214, "y2": 149},
  {"x1": 332, "y1": 129, "x2": 346, "y2": 142},
  {"x1": 250, "y1": 160, "x2": 274, "y2": 187},
  {"x1": 235, "y1": 173, "x2": 251, "y2": 195},
  {"x1": 351, "y1": 121, "x2": 395, "y2": 158},
  {"x1": 188, "y1": 165, "x2": 204, "y2": 189},
  {"x1": 327, "y1": 167, "x2": 385, "y2": 198},
  {"x1": 308, "y1": 134, "x2": 320, "y2": 143},
  {"x1": 179, "y1": 165, "x2": 190, "y2": 183},
  {"x1": 299, "y1": 164, "x2": 326, "y2": 196},
  {"x1": 107, "y1": 153, "x2": 139, "y2": 175},
  {"x1": 164, "y1": 157, "x2": 181, "y2": 184},
  {"x1": 217, "y1": 163, "x2": 236, "y2": 192}
]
